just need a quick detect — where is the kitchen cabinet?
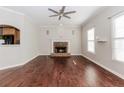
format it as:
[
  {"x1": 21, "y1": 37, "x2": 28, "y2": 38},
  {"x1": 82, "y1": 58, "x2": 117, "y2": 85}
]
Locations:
[
  {"x1": 0, "y1": 25, "x2": 20, "y2": 45},
  {"x1": 3, "y1": 28, "x2": 16, "y2": 35}
]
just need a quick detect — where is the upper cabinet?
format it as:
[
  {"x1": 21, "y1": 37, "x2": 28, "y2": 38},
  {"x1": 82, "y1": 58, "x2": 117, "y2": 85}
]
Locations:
[
  {"x1": 3, "y1": 28, "x2": 16, "y2": 35},
  {"x1": 0, "y1": 25, "x2": 20, "y2": 45}
]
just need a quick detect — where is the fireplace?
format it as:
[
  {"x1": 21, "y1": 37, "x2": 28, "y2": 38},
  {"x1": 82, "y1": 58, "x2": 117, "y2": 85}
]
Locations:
[
  {"x1": 54, "y1": 42, "x2": 68, "y2": 53},
  {"x1": 51, "y1": 41, "x2": 71, "y2": 57}
]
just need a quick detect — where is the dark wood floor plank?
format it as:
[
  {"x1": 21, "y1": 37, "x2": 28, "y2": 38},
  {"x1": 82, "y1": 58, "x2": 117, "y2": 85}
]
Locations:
[{"x1": 0, "y1": 56, "x2": 124, "y2": 87}]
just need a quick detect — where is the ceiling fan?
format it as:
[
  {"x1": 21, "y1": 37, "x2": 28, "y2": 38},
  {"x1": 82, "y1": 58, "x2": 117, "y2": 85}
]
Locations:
[{"x1": 48, "y1": 6, "x2": 76, "y2": 20}]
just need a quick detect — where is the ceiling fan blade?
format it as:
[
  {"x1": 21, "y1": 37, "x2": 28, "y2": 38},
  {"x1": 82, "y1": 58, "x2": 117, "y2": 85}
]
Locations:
[
  {"x1": 63, "y1": 15, "x2": 71, "y2": 19},
  {"x1": 58, "y1": 16, "x2": 62, "y2": 20},
  {"x1": 61, "y1": 6, "x2": 66, "y2": 13},
  {"x1": 48, "y1": 8, "x2": 58, "y2": 14},
  {"x1": 64, "y1": 11, "x2": 76, "y2": 15},
  {"x1": 49, "y1": 15, "x2": 58, "y2": 17}
]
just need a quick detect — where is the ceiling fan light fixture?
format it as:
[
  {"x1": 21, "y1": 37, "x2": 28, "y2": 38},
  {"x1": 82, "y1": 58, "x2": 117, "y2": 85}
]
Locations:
[{"x1": 48, "y1": 6, "x2": 76, "y2": 20}]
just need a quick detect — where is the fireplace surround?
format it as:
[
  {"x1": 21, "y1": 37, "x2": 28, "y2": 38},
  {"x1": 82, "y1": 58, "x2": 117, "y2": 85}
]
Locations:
[{"x1": 51, "y1": 41, "x2": 71, "y2": 57}]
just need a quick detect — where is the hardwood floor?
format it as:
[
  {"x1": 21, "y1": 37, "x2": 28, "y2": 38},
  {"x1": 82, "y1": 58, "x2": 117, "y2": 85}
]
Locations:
[{"x1": 0, "y1": 56, "x2": 124, "y2": 87}]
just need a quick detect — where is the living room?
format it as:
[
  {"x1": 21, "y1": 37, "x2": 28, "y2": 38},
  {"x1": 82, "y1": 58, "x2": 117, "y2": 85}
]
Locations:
[{"x1": 0, "y1": 1, "x2": 124, "y2": 91}]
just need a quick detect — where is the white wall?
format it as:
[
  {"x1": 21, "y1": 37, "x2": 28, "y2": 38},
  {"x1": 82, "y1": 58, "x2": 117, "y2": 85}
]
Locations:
[
  {"x1": 0, "y1": 7, "x2": 40, "y2": 69},
  {"x1": 81, "y1": 6, "x2": 124, "y2": 79},
  {"x1": 40, "y1": 26, "x2": 81, "y2": 55}
]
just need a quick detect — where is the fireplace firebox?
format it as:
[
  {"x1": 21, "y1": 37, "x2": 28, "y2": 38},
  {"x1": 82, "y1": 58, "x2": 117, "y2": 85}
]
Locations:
[{"x1": 55, "y1": 47, "x2": 67, "y2": 53}]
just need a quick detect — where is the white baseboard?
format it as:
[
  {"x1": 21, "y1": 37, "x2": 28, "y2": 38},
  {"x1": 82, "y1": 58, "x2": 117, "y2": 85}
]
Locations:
[
  {"x1": 81, "y1": 54, "x2": 124, "y2": 80},
  {"x1": 40, "y1": 54, "x2": 50, "y2": 56},
  {"x1": 71, "y1": 53, "x2": 82, "y2": 56},
  {"x1": 0, "y1": 54, "x2": 39, "y2": 70},
  {"x1": 0, "y1": 63, "x2": 25, "y2": 70},
  {"x1": 40, "y1": 53, "x2": 82, "y2": 56}
]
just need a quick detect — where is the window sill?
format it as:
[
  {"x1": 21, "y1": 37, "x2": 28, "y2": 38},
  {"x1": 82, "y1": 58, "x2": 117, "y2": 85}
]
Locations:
[
  {"x1": 112, "y1": 59, "x2": 124, "y2": 63},
  {"x1": 87, "y1": 51, "x2": 95, "y2": 55}
]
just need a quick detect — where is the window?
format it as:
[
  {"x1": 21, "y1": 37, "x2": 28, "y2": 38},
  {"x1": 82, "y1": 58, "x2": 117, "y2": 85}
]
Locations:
[
  {"x1": 87, "y1": 28, "x2": 95, "y2": 53},
  {"x1": 113, "y1": 14, "x2": 124, "y2": 62}
]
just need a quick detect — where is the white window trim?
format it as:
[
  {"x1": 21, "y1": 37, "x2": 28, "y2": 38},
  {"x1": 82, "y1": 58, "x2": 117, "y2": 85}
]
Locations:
[
  {"x1": 111, "y1": 12, "x2": 124, "y2": 62},
  {"x1": 87, "y1": 27, "x2": 95, "y2": 54}
]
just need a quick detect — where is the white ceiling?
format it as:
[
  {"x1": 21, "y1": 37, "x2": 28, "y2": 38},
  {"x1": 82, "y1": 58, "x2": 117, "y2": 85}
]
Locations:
[{"x1": 4, "y1": 6, "x2": 105, "y2": 26}]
